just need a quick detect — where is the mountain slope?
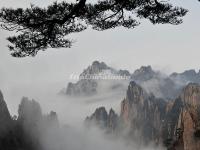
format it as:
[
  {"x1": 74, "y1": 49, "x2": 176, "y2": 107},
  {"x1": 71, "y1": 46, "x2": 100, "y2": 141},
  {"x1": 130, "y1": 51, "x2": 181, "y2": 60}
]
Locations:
[
  {"x1": 65, "y1": 61, "x2": 130, "y2": 96},
  {"x1": 87, "y1": 82, "x2": 200, "y2": 150}
]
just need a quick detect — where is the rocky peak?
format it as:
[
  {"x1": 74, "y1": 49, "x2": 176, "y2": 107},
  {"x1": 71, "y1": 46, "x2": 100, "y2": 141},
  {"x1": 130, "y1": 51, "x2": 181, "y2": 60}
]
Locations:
[
  {"x1": 132, "y1": 65, "x2": 156, "y2": 82},
  {"x1": 166, "y1": 83, "x2": 200, "y2": 150},
  {"x1": 0, "y1": 90, "x2": 11, "y2": 133},
  {"x1": 120, "y1": 81, "x2": 168, "y2": 143},
  {"x1": 170, "y1": 69, "x2": 200, "y2": 84},
  {"x1": 47, "y1": 111, "x2": 59, "y2": 128},
  {"x1": 181, "y1": 83, "x2": 200, "y2": 106},
  {"x1": 0, "y1": 90, "x2": 11, "y2": 119},
  {"x1": 81, "y1": 61, "x2": 112, "y2": 76},
  {"x1": 126, "y1": 81, "x2": 145, "y2": 104},
  {"x1": 65, "y1": 61, "x2": 130, "y2": 96},
  {"x1": 183, "y1": 69, "x2": 197, "y2": 76},
  {"x1": 118, "y1": 69, "x2": 131, "y2": 76},
  {"x1": 109, "y1": 108, "x2": 116, "y2": 116},
  {"x1": 86, "y1": 107, "x2": 119, "y2": 131},
  {"x1": 89, "y1": 107, "x2": 108, "y2": 126},
  {"x1": 18, "y1": 97, "x2": 42, "y2": 123}
]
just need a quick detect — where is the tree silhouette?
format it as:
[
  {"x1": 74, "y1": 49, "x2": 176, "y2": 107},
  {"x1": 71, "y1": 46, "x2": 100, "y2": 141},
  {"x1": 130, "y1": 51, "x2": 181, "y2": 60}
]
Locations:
[{"x1": 0, "y1": 0, "x2": 188, "y2": 57}]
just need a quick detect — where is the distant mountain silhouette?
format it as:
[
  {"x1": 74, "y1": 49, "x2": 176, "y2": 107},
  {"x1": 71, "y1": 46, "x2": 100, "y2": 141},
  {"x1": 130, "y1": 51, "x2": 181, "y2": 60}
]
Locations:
[{"x1": 64, "y1": 61, "x2": 200, "y2": 99}]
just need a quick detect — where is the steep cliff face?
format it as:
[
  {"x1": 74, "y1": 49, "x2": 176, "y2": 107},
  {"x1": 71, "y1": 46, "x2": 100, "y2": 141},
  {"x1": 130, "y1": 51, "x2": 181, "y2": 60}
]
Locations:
[
  {"x1": 120, "y1": 81, "x2": 167, "y2": 144},
  {"x1": 0, "y1": 91, "x2": 41, "y2": 150},
  {"x1": 87, "y1": 82, "x2": 200, "y2": 149},
  {"x1": 0, "y1": 90, "x2": 12, "y2": 134},
  {"x1": 131, "y1": 66, "x2": 180, "y2": 99},
  {"x1": 173, "y1": 83, "x2": 200, "y2": 150},
  {"x1": 121, "y1": 82, "x2": 200, "y2": 149}
]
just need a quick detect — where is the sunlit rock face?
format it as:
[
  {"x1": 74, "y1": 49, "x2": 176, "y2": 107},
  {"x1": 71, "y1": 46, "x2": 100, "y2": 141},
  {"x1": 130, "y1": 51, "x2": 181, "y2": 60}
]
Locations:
[
  {"x1": 172, "y1": 83, "x2": 200, "y2": 150},
  {"x1": 87, "y1": 81, "x2": 200, "y2": 149},
  {"x1": 121, "y1": 82, "x2": 200, "y2": 149},
  {"x1": 120, "y1": 81, "x2": 167, "y2": 144}
]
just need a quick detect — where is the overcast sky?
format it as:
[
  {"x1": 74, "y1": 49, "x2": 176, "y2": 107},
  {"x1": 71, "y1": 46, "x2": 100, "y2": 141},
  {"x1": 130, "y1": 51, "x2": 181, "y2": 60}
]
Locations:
[{"x1": 0, "y1": 0, "x2": 200, "y2": 115}]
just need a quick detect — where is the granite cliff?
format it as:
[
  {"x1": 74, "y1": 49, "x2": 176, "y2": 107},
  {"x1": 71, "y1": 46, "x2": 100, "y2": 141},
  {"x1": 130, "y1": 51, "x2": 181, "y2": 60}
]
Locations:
[{"x1": 87, "y1": 82, "x2": 200, "y2": 150}]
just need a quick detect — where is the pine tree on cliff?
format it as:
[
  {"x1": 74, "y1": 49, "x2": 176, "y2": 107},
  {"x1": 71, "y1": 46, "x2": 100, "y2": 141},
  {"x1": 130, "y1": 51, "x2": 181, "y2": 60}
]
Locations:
[{"x1": 0, "y1": 0, "x2": 188, "y2": 57}]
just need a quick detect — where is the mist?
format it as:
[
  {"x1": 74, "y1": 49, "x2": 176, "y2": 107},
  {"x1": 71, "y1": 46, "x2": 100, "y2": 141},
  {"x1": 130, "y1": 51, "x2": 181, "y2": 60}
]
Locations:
[
  {"x1": 1, "y1": 81, "x2": 166, "y2": 150},
  {"x1": 41, "y1": 122, "x2": 165, "y2": 150},
  {"x1": 0, "y1": 0, "x2": 200, "y2": 149}
]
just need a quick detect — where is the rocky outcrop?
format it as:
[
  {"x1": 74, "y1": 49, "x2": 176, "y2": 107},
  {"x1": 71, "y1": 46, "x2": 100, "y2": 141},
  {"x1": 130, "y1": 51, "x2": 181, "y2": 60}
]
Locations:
[
  {"x1": 66, "y1": 61, "x2": 130, "y2": 96},
  {"x1": 131, "y1": 66, "x2": 157, "y2": 82},
  {"x1": 131, "y1": 66, "x2": 180, "y2": 99},
  {"x1": 47, "y1": 111, "x2": 59, "y2": 128},
  {"x1": 170, "y1": 70, "x2": 200, "y2": 85},
  {"x1": 85, "y1": 107, "x2": 119, "y2": 132},
  {"x1": 66, "y1": 61, "x2": 110, "y2": 96},
  {"x1": 120, "y1": 81, "x2": 167, "y2": 144},
  {"x1": 87, "y1": 81, "x2": 200, "y2": 149},
  {"x1": 18, "y1": 97, "x2": 42, "y2": 123},
  {"x1": 0, "y1": 90, "x2": 12, "y2": 134},
  {"x1": 172, "y1": 83, "x2": 200, "y2": 150},
  {"x1": 0, "y1": 92, "x2": 40, "y2": 150},
  {"x1": 66, "y1": 80, "x2": 98, "y2": 96},
  {"x1": 65, "y1": 61, "x2": 200, "y2": 99},
  {"x1": 121, "y1": 82, "x2": 200, "y2": 149},
  {"x1": 0, "y1": 91, "x2": 61, "y2": 150},
  {"x1": 80, "y1": 61, "x2": 113, "y2": 76}
]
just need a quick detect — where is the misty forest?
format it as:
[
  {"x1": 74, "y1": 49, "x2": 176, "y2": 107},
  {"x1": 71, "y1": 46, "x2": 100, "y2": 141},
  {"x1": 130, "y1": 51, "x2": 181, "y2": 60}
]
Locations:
[{"x1": 0, "y1": 0, "x2": 200, "y2": 150}]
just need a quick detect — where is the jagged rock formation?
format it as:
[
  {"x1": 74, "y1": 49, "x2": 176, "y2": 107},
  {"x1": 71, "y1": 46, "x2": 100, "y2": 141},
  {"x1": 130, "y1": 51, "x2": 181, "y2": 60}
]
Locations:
[
  {"x1": 170, "y1": 70, "x2": 200, "y2": 85},
  {"x1": 0, "y1": 91, "x2": 59, "y2": 150},
  {"x1": 47, "y1": 111, "x2": 59, "y2": 128},
  {"x1": 18, "y1": 97, "x2": 42, "y2": 123},
  {"x1": 66, "y1": 61, "x2": 130, "y2": 96},
  {"x1": 66, "y1": 80, "x2": 98, "y2": 96},
  {"x1": 87, "y1": 82, "x2": 200, "y2": 150},
  {"x1": 86, "y1": 107, "x2": 119, "y2": 132},
  {"x1": 131, "y1": 66, "x2": 180, "y2": 99},
  {"x1": 0, "y1": 90, "x2": 12, "y2": 133},
  {"x1": 80, "y1": 61, "x2": 113, "y2": 76},
  {"x1": 131, "y1": 66, "x2": 157, "y2": 82},
  {"x1": 0, "y1": 91, "x2": 38, "y2": 150},
  {"x1": 165, "y1": 83, "x2": 200, "y2": 150},
  {"x1": 65, "y1": 61, "x2": 200, "y2": 99},
  {"x1": 120, "y1": 81, "x2": 167, "y2": 144}
]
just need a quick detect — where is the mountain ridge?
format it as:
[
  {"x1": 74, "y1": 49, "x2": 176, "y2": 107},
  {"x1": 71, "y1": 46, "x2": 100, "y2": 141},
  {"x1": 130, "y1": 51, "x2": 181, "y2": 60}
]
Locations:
[
  {"x1": 64, "y1": 61, "x2": 200, "y2": 99},
  {"x1": 86, "y1": 81, "x2": 200, "y2": 149}
]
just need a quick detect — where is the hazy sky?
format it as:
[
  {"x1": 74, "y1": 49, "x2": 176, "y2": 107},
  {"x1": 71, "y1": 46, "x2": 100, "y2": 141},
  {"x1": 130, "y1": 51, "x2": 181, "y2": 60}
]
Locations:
[{"x1": 0, "y1": 0, "x2": 200, "y2": 115}]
